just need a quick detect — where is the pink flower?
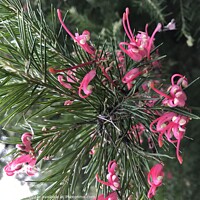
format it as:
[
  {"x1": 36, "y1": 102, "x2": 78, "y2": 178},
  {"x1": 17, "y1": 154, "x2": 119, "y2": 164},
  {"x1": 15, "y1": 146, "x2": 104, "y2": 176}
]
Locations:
[
  {"x1": 16, "y1": 132, "x2": 33, "y2": 152},
  {"x1": 162, "y1": 85, "x2": 187, "y2": 107},
  {"x1": 150, "y1": 112, "x2": 189, "y2": 164},
  {"x1": 122, "y1": 68, "x2": 144, "y2": 90},
  {"x1": 4, "y1": 154, "x2": 37, "y2": 176},
  {"x1": 57, "y1": 9, "x2": 95, "y2": 55},
  {"x1": 147, "y1": 163, "x2": 164, "y2": 199},
  {"x1": 150, "y1": 74, "x2": 188, "y2": 107},
  {"x1": 78, "y1": 69, "x2": 96, "y2": 98},
  {"x1": 93, "y1": 192, "x2": 118, "y2": 200},
  {"x1": 119, "y1": 8, "x2": 161, "y2": 61},
  {"x1": 96, "y1": 160, "x2": 120, "y2": 191}
]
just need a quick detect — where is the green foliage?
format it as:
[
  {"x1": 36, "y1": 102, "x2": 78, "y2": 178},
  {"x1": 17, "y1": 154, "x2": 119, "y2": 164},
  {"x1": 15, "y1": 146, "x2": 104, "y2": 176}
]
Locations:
[{"x1": 133, "y1": 0, "x2": 167, "y2": 23}]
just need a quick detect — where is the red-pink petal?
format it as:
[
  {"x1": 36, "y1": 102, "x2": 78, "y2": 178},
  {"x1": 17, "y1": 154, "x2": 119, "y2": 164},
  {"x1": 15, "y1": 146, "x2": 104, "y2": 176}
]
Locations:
[{"x1": 79, "y1": 69, "x2": 96, "y2": 98}]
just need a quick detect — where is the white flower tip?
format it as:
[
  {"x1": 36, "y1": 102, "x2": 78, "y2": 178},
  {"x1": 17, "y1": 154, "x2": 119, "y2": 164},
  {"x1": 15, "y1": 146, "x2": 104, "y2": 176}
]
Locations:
[
  {"x1": 179, "y1": 118, "x2": 186, "y2": 126},
  {"x1": 80, "y1": 39, "x2": 86, "y2": 45},
  {"x1": 113, "y1": 182, "x2": 119, "y2": 188},
  {"x1": 112, "y1": 175, "x2": 117, "y2": 181}
]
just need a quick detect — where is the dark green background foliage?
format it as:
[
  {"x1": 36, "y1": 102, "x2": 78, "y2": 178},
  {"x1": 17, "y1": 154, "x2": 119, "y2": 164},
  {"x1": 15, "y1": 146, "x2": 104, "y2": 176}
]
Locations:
[{"x1": 0, "y1": 0, "x2": 200, "y2": 199}]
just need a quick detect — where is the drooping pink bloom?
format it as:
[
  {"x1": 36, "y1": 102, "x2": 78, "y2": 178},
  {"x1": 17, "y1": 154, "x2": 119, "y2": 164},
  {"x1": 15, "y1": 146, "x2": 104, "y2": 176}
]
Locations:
[
  {"x1": 93, "y1": 192, "x2": 118, "y2": 200},
  {"x1": 150, "y1": 74, "x2": 188, "y2": 107},
  {"x1": 57, "y1": 9, "x2": 95, "y2": 55},
  {"x1": 16, "y1": 132, "x2": 33, "y2": 152},
  {"x1": 119, "y1": 8, "x2": 161, "y2": 61},
  {"x1": 147, "y1": 163, "x2": 164, "y2": 199},
  {"x1": 150, "y1": 112, "x2": 189, "y2": 164},
  {"x1": 78, "y1": 69, "x2": 96, "y2": 98},
  {"x1": 4, "y1": 154, "x2": 37, "y2": 176},
  {"x1": 122, "y1": 68, "x2": 144, "y2": 90},
  {"x1": 96, "y1": 160, "x2": 120, "y2": 191}
]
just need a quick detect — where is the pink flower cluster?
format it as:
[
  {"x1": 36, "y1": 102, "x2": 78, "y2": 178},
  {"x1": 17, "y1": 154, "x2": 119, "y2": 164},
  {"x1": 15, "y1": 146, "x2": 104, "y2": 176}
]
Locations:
[
  {"x1": 45, "y1": 8, "x2": 191, "y2": 200},
  {"x1": 49, "y1": 7, "x2": 163, "y2": 99},
  {"x1": 57, "y1": 9, "x2": 95, "y2": 55},
  {"x1": 94, "y1": 160, "x2": 120, "y2": 199},
  {"x1": 151, "y1": 74, "x2": 188, "y2": 107},
  {"x1": 119, "y1": 8, "x2": 161, "y2": 61},
  {"x1": 96, "y1": 160, "x2": 120, "y2": 191},
  {"x1": 4, "y1": 133, "x2": 37, "y2": 176},
  {"x1": 150, "y1": 112, "x2": 189, "y2": 164}
]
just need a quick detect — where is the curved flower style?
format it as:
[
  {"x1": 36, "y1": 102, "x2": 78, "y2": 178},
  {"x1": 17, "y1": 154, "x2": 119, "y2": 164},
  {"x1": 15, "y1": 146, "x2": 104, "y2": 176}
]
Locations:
[
  {"x1": 78, "y1": 69, "x2": 96, "y2": 98},
  {"x1": 4, "y1": 154, "x2": 37, "y2": 176},
  {"x1": 96, "y1": 160, "x2": 120, "y2": 191},
  {"x1": 57, "y1": 9, "x2": 95, "y2": 55},
  {"x1": 93, "y1": 192, "x2": 118, "y2": 200},
  {"x1": 147, "y1": 163, "x2": 164, "y2": 199},
  {"x1": 16, "y1": 132, "x2": 33, "y2": 152},
  {"x1": 119, "y1": 8, "x2": 161, "y2": 61},
  {"x1": 57, "y1": 75, "x2": 72, "y2": 89},
  {"x1": 171, "y1": 73, "x2": 188, "y2": 88},
  {"x1": 150, "y1": 112, "x2": 189, "y2": 164},
  {"x1": 150, "y1": 74, "x2": 188, "y2": 107}
]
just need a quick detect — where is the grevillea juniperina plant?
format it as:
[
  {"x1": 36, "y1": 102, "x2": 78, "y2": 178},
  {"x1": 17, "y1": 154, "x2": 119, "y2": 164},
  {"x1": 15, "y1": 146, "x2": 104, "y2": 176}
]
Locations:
[{"x1": 0, "y1": 1, "x2": 199, "y2": 200}]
